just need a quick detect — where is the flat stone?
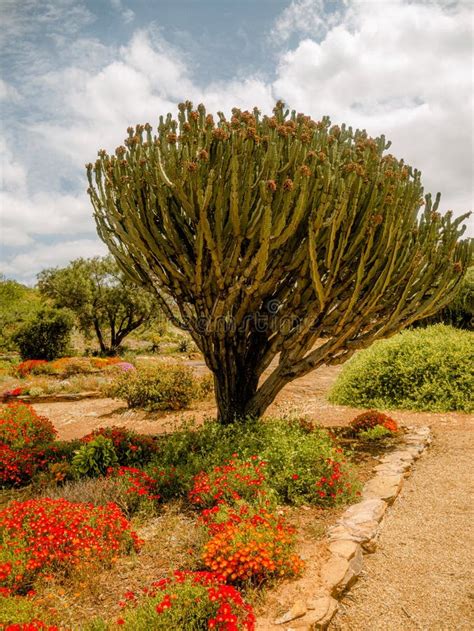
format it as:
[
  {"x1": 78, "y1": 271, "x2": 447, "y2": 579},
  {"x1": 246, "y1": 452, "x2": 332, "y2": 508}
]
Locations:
[
  {"x1": 327, "y1": 539, "x2": 359, "y2": 560},
  {"x1": 321, "y1": 545, "x2": 363, "y2": 596},
  {"x1": 274, "y1": 600, "x2": 307, "y2": 624},
  {"x1": 362, "y1": 474, "x2": 403, "y2": 504},
  {"x1": 293, "y1": 597, "x2": 338, "y2": 629},
  {"x1": 341, "y1": 498, "x2": 387, "y2": 523}
]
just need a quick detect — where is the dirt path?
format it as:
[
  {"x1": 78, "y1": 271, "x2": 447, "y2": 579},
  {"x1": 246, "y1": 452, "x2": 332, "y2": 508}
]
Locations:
[{"x1": 331, "y1": 413, "x2": 474, "y2": 631}]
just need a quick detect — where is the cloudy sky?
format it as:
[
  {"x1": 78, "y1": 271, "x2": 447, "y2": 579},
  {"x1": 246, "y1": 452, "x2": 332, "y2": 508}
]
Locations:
[{"x1": 1, "y1": 0, "x2": 472, "y2": 284}]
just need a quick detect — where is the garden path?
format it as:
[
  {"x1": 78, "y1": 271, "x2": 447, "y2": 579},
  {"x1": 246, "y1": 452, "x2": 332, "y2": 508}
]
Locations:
[{"x1": 331, "y1": 412, "x2": 474, "y2": 631}]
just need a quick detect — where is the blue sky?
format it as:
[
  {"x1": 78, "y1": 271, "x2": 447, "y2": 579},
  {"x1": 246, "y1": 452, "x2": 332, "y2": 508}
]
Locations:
[{"x1": 1, "y1": 0, "x2": 472, "y2": 283}]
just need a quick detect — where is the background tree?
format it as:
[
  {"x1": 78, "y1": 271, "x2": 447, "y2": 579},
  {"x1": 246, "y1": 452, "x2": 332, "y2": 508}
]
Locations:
[
  {"x1": 37, "y1": 256, "x2": 163, "y2": 355},
  {"x1": 86, "y1": 101, "x2": 472, "y2": 422},
  {"x1": 0, "y1": 275, "x2": 42, "y2": 352}
]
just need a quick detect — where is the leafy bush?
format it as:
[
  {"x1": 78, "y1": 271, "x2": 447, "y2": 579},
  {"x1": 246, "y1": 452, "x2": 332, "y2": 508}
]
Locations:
[
  {"x1": 16, "y1": 359, "x2": 49, "y2": 377},
  {"x1": 0, "y1": 498, "x2": 141, "y2": 594},
  {"x1": 13, "y1": 308, "x2": 74, "y2": 361},
  {"x1": 71, "y1": 436, "x2": 118, "y2": 477},
  {"x1": 188, "y1": 456, "x2": 272, "y2": 509},
  {"x1": 0, "y1": 403, "x2": 57, "y2": 487},
  {"x1": 350, "y1": 410, "x2": 398, "y2": 434},
  {"x1": 0, "y1": 276, "x2": 42, "y2": 352},
  {"x1": 80, "y1": 426, "x2": 159, "y2": 466},
  {"x1": 358, "y1": 425, "x2": 393, "y2": 441},
  {"x1": 42, "y1": 468, "x2": 159, "y2": 518},
  {"x1": 111, "y1": 571, "x2": 255, "y2": 630},
  {"x1": 0, "y1": 593, "x2": 57, "y2": 631},
  {"x1": 329, "y1": 325, "x2": 474, "y2": 412},
  {"x1": 108, "y1": 364, "x2": 196, "y2": 410},
  {"x1": 147, "y1": 417, "x2": 360, "y2": 506},
  {"x1": 0, "y1": 402, "x2": 57, "y2": 449}
]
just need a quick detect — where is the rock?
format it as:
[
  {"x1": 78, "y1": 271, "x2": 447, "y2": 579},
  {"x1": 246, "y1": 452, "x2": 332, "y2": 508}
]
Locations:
[
  {"x1": 328, "y1": 539, "x2": 359, "y2": 560},
  {"x1": 274, "y1": 600, "x2": 307, "y2": 624},
  {"x1": 340, "y1": 498, "x2": 386, "y2": 523},
  {"x1": 293, "y1": 597, "x2": 338, "y2": 629},
  {"x1": 362, "y1": 473, "x2": 403, "y2": 504},
  {"x1": 321, "y1": 545, "x2": 363, "y2": 596}
]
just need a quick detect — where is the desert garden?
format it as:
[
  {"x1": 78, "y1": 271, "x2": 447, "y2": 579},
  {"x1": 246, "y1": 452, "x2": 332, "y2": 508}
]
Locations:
[{"x1": 0, "y1": 102, "x2": 472, "y2": 630}]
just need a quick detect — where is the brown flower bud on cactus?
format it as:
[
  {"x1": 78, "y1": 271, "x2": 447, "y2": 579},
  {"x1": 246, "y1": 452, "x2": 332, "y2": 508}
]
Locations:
[
  {"x1": 372, "y1": 214, "x2": 384, "y2": 225},
  {"x1": 212, "y1": 128, "x2": 229, "y2": 141},
  {"x1": 198, "y1": 149, "x2": 209, "y2": 161},
  {"x1": 299, "y1": 165, "x2": 312, "y2": 177},
  {"x1": 266, "y1": 179, "x2": 277, "y2": 192},
  {"x1": 190, "y1": 111, "x2": 199, "y2": 121},
  {"x1": 186, "y1": 161, "x2": 198, "y2": 172},
  {"x1": 283, "y1": 178, "x2": 294, "y2": 191},
  {"x1": 166, "y1": 133, "x2": 177, "y2": 144}
]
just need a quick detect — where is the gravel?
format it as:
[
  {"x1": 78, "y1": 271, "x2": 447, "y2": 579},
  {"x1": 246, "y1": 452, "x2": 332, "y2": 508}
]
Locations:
[{"x1": 331, "y1": 415, "x2": 474, "y2": 631}]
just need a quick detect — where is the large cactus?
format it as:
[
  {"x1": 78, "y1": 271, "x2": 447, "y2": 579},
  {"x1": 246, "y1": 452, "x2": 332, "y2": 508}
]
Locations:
[{"x1": 86, "y1": 101, "x2": 472, "y2": 423}]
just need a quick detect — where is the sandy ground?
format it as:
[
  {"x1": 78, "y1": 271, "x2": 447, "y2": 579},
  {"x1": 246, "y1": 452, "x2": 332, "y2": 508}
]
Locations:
[
  {"x1": 30, "y1": 361, "x2": 474, "y2": 630},
  {"x1": 331, "y1": 413, "x2": 474, "y2": 631}
]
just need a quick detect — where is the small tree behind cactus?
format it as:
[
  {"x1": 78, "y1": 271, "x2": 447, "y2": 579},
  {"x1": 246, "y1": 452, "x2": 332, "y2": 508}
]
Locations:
[
  {"x1": 86, "y1": 101, "x2": 472, "y2": 423},
  {"x1": 37, "y1": 256, "x2": 164, "y2": 355}
]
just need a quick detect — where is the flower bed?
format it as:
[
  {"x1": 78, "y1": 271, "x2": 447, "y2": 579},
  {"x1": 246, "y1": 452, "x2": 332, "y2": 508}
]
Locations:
[
  {"x1": 0, "y1": 403, "x2": 57, "y2": 487},
  {"x1": 0, "y1": 498, "x2": 141, "y2": 594},
  {"x1": 112, "y1": 571, "x2": 255, "y2": 630}
]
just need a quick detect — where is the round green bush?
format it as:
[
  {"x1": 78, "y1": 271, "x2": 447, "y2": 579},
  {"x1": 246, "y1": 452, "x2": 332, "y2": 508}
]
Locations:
[
  {"x1": 13, "y1": 307, "x2": 74, "y2": 361},
  {"x1": 329, "y1": 325, "x2": 473, "y2": 412}
]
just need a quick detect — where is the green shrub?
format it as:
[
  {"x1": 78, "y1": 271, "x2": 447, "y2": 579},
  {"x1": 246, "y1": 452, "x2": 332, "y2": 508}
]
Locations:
[
  {"x1": 106, "y1": 571, "x2": 255, "y2": 630},
  {"x1": 108, "y1": 364, "x2": 196, "y2": 410},
  {"x1": 12, "y1": 308, "x2": 74, "y2": 361},
  {"x1": 147, "y1": 417, "x2": 360, "y2": 506},
  {"x1": 329, "y1": 325, "x2": 474, "y2": 412},
  {"x1": 358, "y1": 425, "x2": 392, "y2": 441},
  {"x1": 80, "y1": 426, "x2": 160, "y2": 466},
  {"x1": 42, "y1": 472, "x2": 158, "y2": 518},
  {"x1": 0, "y1": 594, "x2": 52, "y2": 626},
  {"x1": 71, "y1": 436, "x2": 118, "y2": 477}
]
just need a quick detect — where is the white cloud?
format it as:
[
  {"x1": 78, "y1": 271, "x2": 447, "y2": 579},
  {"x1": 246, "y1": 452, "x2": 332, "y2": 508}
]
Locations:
[
  {"x1": 270, "y1": 0, "x2": 344, "y2": 43},
  {"x1": 0, "y1": 79, "x2": 21, "y2": 103},
  {"x1": 1, "y1": 0, "x2": 472, "y2": 282},
  {"x1": 0, "y1": 239, "x2": 108, "y2": 284},
  {"x1": 110, "y1": 0, "x2": 135, "y2": 24},
  {"x1": 273, "y1": 0, "x2": 474, "y2": 224}
]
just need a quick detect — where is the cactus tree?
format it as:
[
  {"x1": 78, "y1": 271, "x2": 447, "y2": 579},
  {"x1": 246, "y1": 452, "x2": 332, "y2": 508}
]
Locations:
[{"x1": 86, "y1": 101, "x2": 472, "y2": 423}]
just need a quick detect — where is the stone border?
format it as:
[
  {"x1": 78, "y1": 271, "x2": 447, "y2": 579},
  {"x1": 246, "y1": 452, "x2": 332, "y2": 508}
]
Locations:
[
  {"x1": 1, "y1": 392, "x2": 102, "y2": 404},
  {"x1": 273, "y1": 425, "x2": 432, "y2": 630}
]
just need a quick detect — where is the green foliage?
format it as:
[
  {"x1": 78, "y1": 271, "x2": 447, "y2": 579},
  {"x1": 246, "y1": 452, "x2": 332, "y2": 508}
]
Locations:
[
  {"x1": 108, "y1": 364, "x2": 196, "y2": 410},
  {"x1": 12, "y1": 308, "x2": 74, "y2": 361},
  {"x1": 358, "y1": 425, "x2": 392, "y2": 441},
  {"x1": 329, "y1": 325, "x2": 474, "y2": 412},
  {"x1": 42, "y1": 474, "x2": 157, "y2": 518},
  {"x1": 0, "y1": 275, "x2": 43, "y2": 352},
  {"x1": 86, "y1": 101, "x2": 472, "y2": 423},
  {"x1": 71, "y1": 436, "x2": 118, "y2": 477},
  {"x1": 0, "y1": 594, "x2": 51, "y2": 626},
  {"x1": 37, "y1": 255, "x2": 163, "y2": 355},
  {"x1": 414, "y1": 266, "x2": 474, "y2": 330},
  {"x1": 147, "y1": 417, "x2": 360, "y2": 506}
]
